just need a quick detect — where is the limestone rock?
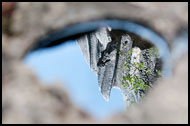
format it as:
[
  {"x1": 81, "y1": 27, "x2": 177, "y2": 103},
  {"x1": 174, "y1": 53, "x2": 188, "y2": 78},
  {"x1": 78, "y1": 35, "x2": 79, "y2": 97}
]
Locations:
[
  {"x1": 77, "y1": 27, "x2": 161, "y2": 107},
  {"x1": 2, "y1": 2, "x2": 188, "y2": 124}
]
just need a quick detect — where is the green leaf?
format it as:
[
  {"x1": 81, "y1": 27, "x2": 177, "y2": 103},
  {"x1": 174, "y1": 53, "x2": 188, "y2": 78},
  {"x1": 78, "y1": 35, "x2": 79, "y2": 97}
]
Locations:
[
  {"x1": 157, "y1": 70, "x2": 162, "y2": 76},
  {"x1": 126, "y1": 66, "x2": 129, "y2": 70},
  {"x1": 128, "y1": 49, "x2": 132, "y2": 55},
  {"x1": 146, "y1": 69, "x2": 151, "y2": 74},
  {"x1": 119, "y1": 51, "x2": 123, "y2": 55},
  {"x1": 140, "y1": 62, "x2": 144, "y2": 69},
  {"x1": 126, "y1": 57, "x2": 130, "y2": 61}
]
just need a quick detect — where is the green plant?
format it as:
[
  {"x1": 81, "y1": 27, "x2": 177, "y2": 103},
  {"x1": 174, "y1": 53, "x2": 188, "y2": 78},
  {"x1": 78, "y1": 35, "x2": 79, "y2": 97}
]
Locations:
[
  {"x1": 126, "y1": 66, "x2": 129, "y2": 70},
  {"x1": 145, "y1": 69, "x2": 151, "y2": 75},
  {"x1": 119, "y1": 51, "x2": 123, "y2": 55},
  {"x1": 157, "y1": 70, "x2": 161, "y2": 76},
  {"x1": 119, "y1": 47, "x2": 161, "y2": 94},
  {"x1": 128, "y1": 48, "x2": 132, "y2": 55},
  {"x1": 120, "y1": 46, "x2": 161, "y2": 107},
  {"x1": 148, "y1": 48, "x2": 153, "y2": 55}
]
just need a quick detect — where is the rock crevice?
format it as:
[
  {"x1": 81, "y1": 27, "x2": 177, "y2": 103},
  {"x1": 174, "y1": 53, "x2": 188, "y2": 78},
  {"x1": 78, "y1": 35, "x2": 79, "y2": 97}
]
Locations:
[{"x1": 77, "y1": 27, "x2": 161, "y2": 106}]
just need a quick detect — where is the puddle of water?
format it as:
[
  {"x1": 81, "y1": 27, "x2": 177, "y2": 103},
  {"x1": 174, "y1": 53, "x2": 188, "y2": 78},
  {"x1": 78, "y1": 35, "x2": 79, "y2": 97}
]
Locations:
[{"x1": 23, "y1": 40, "x2": 124, "y2": 120}]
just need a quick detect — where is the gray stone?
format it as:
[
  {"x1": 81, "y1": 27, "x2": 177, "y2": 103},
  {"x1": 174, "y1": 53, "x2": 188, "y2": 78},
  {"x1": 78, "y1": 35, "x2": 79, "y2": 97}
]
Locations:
[
  {"x1": 77, "y1": 27, "x2": 161, "y2": 107},
  {"x1": 2, "y1": 2, "x2": 188, "y2": 124}
]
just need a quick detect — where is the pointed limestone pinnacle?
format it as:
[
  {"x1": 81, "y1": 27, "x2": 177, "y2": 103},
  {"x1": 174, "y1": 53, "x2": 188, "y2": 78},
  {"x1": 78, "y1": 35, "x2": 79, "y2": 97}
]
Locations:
[{"x1": 77, "y1": 28, "x2": 161, "y2": 106}]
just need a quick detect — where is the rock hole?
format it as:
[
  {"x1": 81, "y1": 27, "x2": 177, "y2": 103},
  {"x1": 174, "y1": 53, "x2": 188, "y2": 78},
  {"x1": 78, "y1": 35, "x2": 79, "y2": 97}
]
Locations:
[{"x1": 25, "y1": 19, "x2": 171, "y2": 110}]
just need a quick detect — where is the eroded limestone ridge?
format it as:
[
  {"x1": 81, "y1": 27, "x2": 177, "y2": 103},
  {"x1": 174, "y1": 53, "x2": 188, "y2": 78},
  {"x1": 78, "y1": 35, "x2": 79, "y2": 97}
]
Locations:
[{"x1": 77, "y1": 27, "x2": 161, "y2": 107}]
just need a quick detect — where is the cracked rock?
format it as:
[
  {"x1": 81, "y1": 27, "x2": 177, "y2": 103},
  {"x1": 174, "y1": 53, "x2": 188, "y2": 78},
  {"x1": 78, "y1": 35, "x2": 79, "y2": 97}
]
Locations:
[{"x1": 77, "y1": 27, "x2": 161, "y2": 107}]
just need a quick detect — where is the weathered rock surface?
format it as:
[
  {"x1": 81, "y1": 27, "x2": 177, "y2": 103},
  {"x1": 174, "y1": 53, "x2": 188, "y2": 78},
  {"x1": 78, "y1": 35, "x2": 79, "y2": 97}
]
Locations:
[
  {"x1": 2, "y1": 2, "x2": 188, "y2": 124},
  {"x1": 77, "y1": 28, "x2": 161, "y2": 107},
  {"x1": 2, "y1": 61, "x2": 95, "y2": 124}
]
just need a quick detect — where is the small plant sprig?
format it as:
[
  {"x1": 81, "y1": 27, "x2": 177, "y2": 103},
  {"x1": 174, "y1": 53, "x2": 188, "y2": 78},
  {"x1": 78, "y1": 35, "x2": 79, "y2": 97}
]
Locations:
[
  {"x1": 120, "y1": 48, "x2": 150, "y2": 95},
  {"x1": 119, "y1": 46, "x2": 161, "y2": 107}
]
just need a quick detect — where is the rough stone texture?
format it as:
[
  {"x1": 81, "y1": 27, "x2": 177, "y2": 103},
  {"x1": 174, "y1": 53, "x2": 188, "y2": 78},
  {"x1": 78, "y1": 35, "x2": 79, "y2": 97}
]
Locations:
[
  {"x1": 77, "y1": 28, "x2": 161, "y2": 108},
  {"x1": 101, "y1": 54, "x2": 188, "y2": 124},
  {"x1": 2, "y1": 2, "x2": 188, "y2": 124},
  {"x1": 125, "y1": 54, "x2": 188, "y2": 124},
  {"x1": 2, "y1": 2, "x2": 188, "y2": 59},
  {"x1": 2, "y1": 61, "x2": 95, "y2": 124}
]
